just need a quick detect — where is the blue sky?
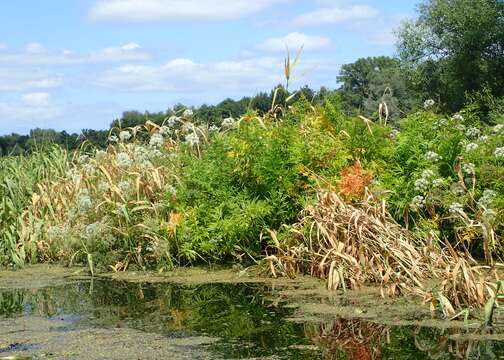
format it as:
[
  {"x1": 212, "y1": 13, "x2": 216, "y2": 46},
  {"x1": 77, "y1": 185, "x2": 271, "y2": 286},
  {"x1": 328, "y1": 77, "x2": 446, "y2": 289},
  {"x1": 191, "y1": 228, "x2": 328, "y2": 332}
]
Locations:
[{"x1": 0, "y1": 0, "x2": 417, "y2": 134}]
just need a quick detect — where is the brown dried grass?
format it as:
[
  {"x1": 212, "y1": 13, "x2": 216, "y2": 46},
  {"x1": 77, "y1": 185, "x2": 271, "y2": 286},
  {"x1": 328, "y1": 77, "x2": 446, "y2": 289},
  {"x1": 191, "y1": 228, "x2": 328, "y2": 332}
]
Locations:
[{"x1": 266, "y1": 190, "x2": 502, "y2": 313}]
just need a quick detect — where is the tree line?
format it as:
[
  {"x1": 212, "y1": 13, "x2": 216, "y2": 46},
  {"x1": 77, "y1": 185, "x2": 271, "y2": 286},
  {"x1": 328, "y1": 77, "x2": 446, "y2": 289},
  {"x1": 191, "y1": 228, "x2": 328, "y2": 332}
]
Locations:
[{"x1": 1, "y1": 0, "x2": 503, "y2": 155}]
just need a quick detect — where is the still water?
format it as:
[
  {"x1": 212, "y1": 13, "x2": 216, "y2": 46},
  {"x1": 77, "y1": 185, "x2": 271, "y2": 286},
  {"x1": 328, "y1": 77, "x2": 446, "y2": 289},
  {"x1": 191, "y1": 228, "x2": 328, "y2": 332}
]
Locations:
[{"x1": 0, "y1": 275, "x2": 503, "y2": 359}]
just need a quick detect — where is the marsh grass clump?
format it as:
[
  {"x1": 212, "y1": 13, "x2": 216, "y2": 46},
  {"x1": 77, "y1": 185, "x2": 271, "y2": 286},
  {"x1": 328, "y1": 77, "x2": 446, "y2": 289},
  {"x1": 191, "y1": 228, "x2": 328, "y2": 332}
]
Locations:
[{"x1": 266, "y1": 189, "x2": 501, "y2": 315}]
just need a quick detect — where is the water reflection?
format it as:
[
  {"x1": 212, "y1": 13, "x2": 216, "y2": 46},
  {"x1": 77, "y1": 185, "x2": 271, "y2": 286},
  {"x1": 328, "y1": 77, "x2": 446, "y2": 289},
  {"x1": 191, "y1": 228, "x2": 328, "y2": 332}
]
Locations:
[{"x1": 0, "y1": 279, "x2": 503, "y2": 359}]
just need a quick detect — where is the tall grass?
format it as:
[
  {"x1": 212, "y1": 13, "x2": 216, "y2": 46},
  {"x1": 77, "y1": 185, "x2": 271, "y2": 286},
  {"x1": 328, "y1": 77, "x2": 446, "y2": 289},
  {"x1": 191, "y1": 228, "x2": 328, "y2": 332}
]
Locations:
[{"x1": 0, "y1": 146, "x2": 70, "y2": 267}]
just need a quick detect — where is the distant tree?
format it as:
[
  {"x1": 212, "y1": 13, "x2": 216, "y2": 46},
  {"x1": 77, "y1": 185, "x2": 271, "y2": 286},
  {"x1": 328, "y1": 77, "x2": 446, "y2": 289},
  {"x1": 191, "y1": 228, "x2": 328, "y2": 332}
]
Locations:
[
  {"x1": 337, "y1": 56, "x2": 416, "y2": 122},
  {"x1": 397, "y1": 0, "x2": 504, "y2": 112}
]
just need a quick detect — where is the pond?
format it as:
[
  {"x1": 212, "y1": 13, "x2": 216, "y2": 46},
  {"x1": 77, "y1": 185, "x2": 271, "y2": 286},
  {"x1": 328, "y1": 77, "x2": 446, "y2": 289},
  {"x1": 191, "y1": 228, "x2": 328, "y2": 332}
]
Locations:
[{"x1": 0, "y1": 267, "x2": 503, "y2": 359}]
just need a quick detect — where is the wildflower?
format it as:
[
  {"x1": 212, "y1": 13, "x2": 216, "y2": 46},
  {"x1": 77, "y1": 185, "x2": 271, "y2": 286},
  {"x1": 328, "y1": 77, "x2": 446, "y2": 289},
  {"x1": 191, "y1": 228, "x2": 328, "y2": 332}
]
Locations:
[
  {"x1": 96, "y1": 150, "x2": 107, "y2": 161},
  {"x1": 462, "y1": 162, "x2": 476, "y2": 175},
  {"x1": 455, "y1": 124, "x2": 466, "y2": 131},
  {"x1": 98, "y1": 181, "x2": 110, "y2": 192},
  {"x1": 108, "y1": 135, "x2": 119, "y2": 143},
  {"x1": 432, "y1": 178, "x2": 444, "y2": 188},
  {"x1": 493, "y1": 124, "x2": 504, "y2": 133},
  {"x1": 167, "y1": 115, "x2": 180, "y2": 127},
  {"x1": 183, "y1": 109, "x2": 193, "y2": 117},
  {"x1": 482, "y1": 209, "x2": 497, "y2": 223},
  {"x1": 78, "y1": 155, "x2": 89, "y2": 164},
  {"x1": 465, "y1": 143, "x2": 479, "y2": 152},
  {"x1": 410, "y1": 195, "x2": 425, "y2": 209},
  {"x1": 78, "y1": 190, "x2": 92, "y2": 212},
  {"x1": 165, "y1": 184, "x2": 177, "y2": 196},
  {"x1": 451, "y1": 183, "x2": 466, "y2": 196},
  {"x1": 494, "y1": 147, "x2": 504, "y2": 158},
  {"x1": 149, "y1": 133, "x2": 164, "y2": 148},
  {"x1": 83, "y1": 163, "x2": 96, "y2": 176},
  {"x1": 414, "y1": 178, "x2": 430, "y2": 192},
  {"x1": 433, "y1": 119, "x2": 447, "y2": 129},
  {"x1": 452, "y1": 114, "x2": 464, "y2": 121},
  {"x1": 449, "y1": 202, "x2": 464, "y2": 216},
  {"x1": 478, "y1": 189, "x2": 497, "y2": 208},
  {"x1": 424, "y1": 151, "x2": 441, "y2": 162},
  {"x1": 423, "y1": 99, "x2": 435, "y2": 109},
  {"x1": 421, "y1": 169, "x2": 435, "y2": 179},
  {"x1": 221, "y1": 117, "x2": 235, "y2": 128},
  {"x1": 465, "y1": 127, "x2": 481, "y2": 138},
  {"x1": 209, "y1": 125, "x2": 220, "y2": 132},
  {"x1": 185, "y1": 132, "x2": 200, "y2": 146},
  {"x1": 116, "y1": 152, "x2": 132, "y2": 168},
  {"x1": 119, "y1": 131, "x2": 131, "y2": 142},
  {"x1": 479, "y1": 135, "x2": 489, "y2": 142},
  {"x1": 118, "y1": 181, "x2": 130, "y2": 192},
  {"x1": 159, "y1": 126, "x2": 171, "y2": 136},
  {"x1": 389, "y1": 129, "x2": 400, "y2": 140}
]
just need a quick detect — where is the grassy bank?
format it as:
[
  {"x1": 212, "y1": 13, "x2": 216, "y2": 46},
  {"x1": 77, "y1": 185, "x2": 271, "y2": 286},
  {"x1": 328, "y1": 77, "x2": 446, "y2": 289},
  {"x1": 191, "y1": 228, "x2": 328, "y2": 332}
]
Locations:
[{"x1": 1, "y1": 95, "x2": 503, "y2": 316}]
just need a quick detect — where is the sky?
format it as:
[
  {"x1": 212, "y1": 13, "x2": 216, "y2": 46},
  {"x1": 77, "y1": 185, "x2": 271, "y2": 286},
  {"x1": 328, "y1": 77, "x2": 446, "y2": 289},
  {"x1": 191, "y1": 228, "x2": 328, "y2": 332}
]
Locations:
[{"x1": 0, "y1": 0, "x2": 417, "y2": 134}]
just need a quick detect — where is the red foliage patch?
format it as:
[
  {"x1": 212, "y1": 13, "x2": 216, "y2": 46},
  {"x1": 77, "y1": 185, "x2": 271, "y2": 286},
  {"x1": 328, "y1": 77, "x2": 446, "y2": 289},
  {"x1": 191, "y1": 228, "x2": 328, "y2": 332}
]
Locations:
[{"x1": 339, "y1": 160, "x2": 372, "y2": 199}]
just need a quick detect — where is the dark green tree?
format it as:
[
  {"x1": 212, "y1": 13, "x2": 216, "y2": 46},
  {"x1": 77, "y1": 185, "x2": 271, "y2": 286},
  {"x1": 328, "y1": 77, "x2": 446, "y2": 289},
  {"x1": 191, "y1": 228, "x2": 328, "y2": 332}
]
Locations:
[{"x1": 397, "y1": 0, "x2": 504, "y2": 112}]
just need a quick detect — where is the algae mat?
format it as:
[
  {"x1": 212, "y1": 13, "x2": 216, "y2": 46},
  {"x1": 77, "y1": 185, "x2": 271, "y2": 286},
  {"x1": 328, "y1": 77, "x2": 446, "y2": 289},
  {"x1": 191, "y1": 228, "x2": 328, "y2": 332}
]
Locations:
[{"x1": 1, "y1": 265, "x2": 504, "y2": 359}]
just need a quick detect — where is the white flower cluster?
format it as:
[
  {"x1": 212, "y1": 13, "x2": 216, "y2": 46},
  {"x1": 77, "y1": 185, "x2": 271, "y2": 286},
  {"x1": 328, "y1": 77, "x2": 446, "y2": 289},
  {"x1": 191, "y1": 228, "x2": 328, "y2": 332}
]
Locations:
[
  {"x1": 414, "y1": 169, "x2": 435, "y2": 192},
  {"x1": 479, "y1": 135, "x2": 489, "y2": 142},
  {"x1": 159, "y1": 126, "x2": 171, "y2": 136},
  {"x1": 462, "y1": 162, "x2": 476, "y2": 175},
  {"x1": 389, "y1": 129, "x2": 400, "y2": 139},
  {"x1": 167, "y1": 115, "x2": 180, "y2": 128},
  {"x1": 78, "y1": 189, "x2": 92, "y2": 212},
  {"x1": 108, "y1": 135, "x2": 119, "y2": 143},
  {"x1": 432, "y1": 178, "x2": 445, "y2": 188},
  {"x1": 465, "y1": 143, "x2": 479, "y2": 152},
  {"x1": 449, "y1": 202, "x2": 464, "y2": 216},
  {"x1": 494, "y1": 147, "x2": 504, "y2": 158},
  {"x1": 452, "y1": 114, "x2": 464, "y2": 121},
  {"x1": 165, "y1": 184, "x2": 177, "y2": 196},
  {"x1": 433, "y1": 118, "x2": 447, "y2": 129},
  {"x1": 183, "y1": 109, "x2": 193, "y2": 117},
  {"x1": 455, "y1": 124, "x2": 466, "y2": 132},
  {"x1": 149, "y1": 132, "x2": 164, "y2": 148},
  {"x1": 410, "y1": 195, "x2": 425, "y2": 209},
  {"x1": 116, "y1": 152, "x2": 132, "y2": 168},
  {"x1": 185, "y1": 132, "x2": 200, "y2": 146},
  {"x1": 493, "y1": 124, "x2": 504, "y2": 133},
  {"x1": 424, "y1": 99, "x2": 435, "y2": 109},
  {"x1": 424, "y1": 151, "x2": 442, "y2": 162},
  {"x1": 95, "y1": 150, "x2": 107, "y2": 161},
  {"x1": 119, "y1": 131, "x2": 131, "y2": 142},
  {"x1": 221, "y1": 117, "x2": 236, "y2": 128},
  {"x1": 478, "y1": 189, "x2": 497, "y2": 208},
  {"x1": 465, "y1": 127, "x2": 481, "y2": 138},
  {"x1": 209, "y1": 125, "x2": 220, "y2": 133}
]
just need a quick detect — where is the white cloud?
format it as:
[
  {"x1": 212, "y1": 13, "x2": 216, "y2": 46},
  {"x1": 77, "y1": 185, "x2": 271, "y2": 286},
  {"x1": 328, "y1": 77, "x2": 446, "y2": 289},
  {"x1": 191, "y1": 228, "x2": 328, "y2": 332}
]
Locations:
[
  {"x1": 89, "y1": 0, "x2": 282, "y2": 22},
  {"x1": 0, "y1": 93, "x2": 62, "y2": 127},
  {"x1": 95, "y1": 55, "x2": 337, "y2": 98},
  {"x1": 257, "y1": 32, "x2": 331, "y2": 52},
  {"x1": 21, "y1": 92, "x2": 51, "y2": 107},
  {"x1": 0, "y1": 43, "x2": 150, "y2": 65},
  {"x1": 97, "y1": 57, "x2": 284, "y2": 92},
  {"x1": 0, "y1": 68, "x2": 63, "y2": 92},
  {"x1": 293, "y1": 5, "x2": 379, "y2": 26}
]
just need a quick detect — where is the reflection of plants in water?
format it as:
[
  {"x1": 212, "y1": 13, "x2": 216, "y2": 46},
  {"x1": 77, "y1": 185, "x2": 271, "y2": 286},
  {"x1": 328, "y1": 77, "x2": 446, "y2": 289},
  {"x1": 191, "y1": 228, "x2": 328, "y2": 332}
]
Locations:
[
  {"x1": 413, "y1": 326, "x2": 504, "y2": 359},
  {"x1": 0, "y1": 291, "x2": 25, "y2": 316},
  {"x1": 305, "y1": 317, "x2": 388, "y2": 360}
]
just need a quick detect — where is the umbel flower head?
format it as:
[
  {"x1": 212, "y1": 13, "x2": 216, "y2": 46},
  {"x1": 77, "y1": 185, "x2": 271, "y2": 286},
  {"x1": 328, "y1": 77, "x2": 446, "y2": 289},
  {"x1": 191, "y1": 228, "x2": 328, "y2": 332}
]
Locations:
[
  {"x1": 423, "y1": 99, "x2": 435, "y2": 109},
  {"x1": 149, "y1": 133, "x2": 164, "y2": 148},
  {"x1": 119, "y1": 131, "x2": 131, "y2": 142},
  {"x1": 185, "y1": 132, "x2": 200, "y2": 146}
]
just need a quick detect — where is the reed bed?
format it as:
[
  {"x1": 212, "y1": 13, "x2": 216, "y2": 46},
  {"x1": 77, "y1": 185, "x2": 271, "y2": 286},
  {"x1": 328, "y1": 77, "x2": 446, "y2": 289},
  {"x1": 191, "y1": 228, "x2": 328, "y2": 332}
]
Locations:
[{"x1": 266, "y1": 190, "x2": 502, "y2": 314}]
